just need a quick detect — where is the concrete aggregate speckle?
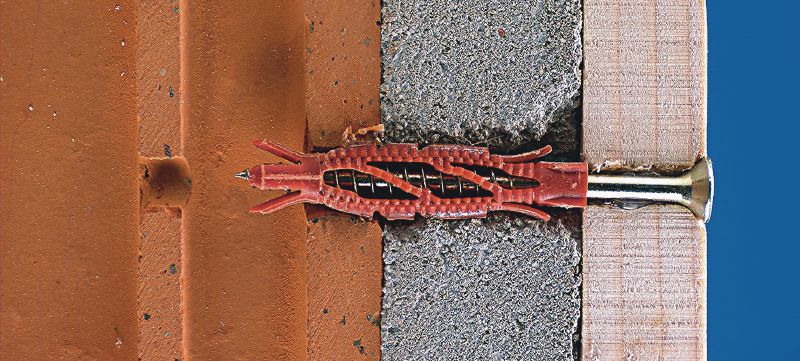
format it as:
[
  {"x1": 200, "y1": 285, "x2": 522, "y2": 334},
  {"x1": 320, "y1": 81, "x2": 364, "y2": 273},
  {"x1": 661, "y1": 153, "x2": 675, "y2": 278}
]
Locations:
[
  {"x1": 380, "y1": 0, "x2": 584, "y2": 359},
  {"x1": 381, "y1": 0, "x2": 582, "y2": 152},
  {"x1": 381, "y1": 215, "x2": 581, "y2": 361}
]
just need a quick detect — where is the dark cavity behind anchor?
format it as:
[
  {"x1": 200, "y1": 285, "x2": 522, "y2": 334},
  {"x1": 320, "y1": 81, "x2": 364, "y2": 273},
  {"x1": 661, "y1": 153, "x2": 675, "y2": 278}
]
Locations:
[{"x1": 322, "y1": 162, "x2": 539, "y2": 199}]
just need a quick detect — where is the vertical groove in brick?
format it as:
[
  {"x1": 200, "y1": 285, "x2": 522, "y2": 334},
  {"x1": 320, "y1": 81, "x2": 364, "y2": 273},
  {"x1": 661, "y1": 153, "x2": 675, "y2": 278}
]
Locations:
[
  {"x1": 137, "y1": 0, "x2": 182, "y2": 158},
  {"x1": 0, "y1": 1, "x2": 140, "y2": 359},
  {"x1": 138, "y1": 213, "x2": 184, "y2": 361},
  {"x1": 180, "y1": 1, "x2": 308, "y2": 360},
  {"x1": 135, "y1": 1, "x2": 184, "y2": 360}
]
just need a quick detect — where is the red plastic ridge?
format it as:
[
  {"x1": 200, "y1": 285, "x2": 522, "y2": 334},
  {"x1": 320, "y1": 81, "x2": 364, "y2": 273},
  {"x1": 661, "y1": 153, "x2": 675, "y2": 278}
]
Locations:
[{"x1": 245, "y1": 140, "x2": 588, "y2": 221}]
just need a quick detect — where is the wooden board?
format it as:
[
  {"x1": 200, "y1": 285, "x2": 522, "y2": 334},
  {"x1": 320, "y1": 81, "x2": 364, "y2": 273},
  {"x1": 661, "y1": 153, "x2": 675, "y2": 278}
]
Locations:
[
  {"x1": 583, "y1": 0, "x2": 707, "y2": 171},
  {"x1": 582, "y1": 205, "x2": 706, "y2": 360},
  {"x1": 582, "y1": 0, "x2": 708, "y2": 359}
]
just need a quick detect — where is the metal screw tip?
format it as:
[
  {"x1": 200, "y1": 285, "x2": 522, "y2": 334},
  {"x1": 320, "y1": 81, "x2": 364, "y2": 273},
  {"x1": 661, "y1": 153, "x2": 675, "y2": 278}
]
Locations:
[{"x1": 234, "y1": 169, "x2": 250, "y2": 180}]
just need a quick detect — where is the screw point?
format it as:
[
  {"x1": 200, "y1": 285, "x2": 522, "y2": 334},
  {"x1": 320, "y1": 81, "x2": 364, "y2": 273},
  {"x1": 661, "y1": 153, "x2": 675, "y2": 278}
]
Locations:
[{"x1": 234, "y1": 169, "x2": 249, "y2": 180}]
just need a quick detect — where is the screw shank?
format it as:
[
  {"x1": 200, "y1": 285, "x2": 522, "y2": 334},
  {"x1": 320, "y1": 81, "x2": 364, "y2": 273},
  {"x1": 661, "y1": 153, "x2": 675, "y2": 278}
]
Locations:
[
  {"x1": 587, "y1": 174, "x2": 692, "y2": 204},
  {"x1": 586, "y1": 158, "x2": 713, "y2": 222}
]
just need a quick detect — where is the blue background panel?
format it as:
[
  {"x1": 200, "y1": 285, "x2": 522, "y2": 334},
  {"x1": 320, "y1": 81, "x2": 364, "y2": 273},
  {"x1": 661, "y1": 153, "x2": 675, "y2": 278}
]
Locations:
[{"x1": 707, "y1": 1, "x2": 799, "y2": 359}]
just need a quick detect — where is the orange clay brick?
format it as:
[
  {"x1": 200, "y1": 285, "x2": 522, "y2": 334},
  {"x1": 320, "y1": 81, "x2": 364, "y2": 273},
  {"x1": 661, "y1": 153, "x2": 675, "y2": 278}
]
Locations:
[
  {"x1": 180, "y1": 1, "x2": 308, "y2": 360},
  {"x1": 1, "y1": 1, "x2": 140, "y2": 359},
  {"x1": 304, "y1": 1, "x2": 383, "y2": 359}
]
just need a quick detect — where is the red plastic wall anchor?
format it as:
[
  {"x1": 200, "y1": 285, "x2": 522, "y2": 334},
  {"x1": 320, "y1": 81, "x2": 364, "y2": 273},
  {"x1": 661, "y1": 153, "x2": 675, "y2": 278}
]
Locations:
[{"x1": 242, "y1": 140, "x2": 588, "y2": 221}]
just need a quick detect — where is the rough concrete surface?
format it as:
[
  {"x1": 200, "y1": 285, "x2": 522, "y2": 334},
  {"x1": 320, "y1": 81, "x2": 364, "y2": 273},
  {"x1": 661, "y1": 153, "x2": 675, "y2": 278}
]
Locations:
[
  {"x1": 380, "y1": 0, "x2": 584, "y2": 359},
  {"x1": 382, "y1": 215, "x2": 581, "y2": 361},
  {"x1": 381, "y1": 0, "x2": 582, "y2": 152}
]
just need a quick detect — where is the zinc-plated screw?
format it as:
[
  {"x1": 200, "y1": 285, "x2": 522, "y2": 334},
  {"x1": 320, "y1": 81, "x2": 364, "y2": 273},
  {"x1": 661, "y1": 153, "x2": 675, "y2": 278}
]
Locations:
[{"x1": 587, "y1": 158, "x2": 714, "y2": 222}]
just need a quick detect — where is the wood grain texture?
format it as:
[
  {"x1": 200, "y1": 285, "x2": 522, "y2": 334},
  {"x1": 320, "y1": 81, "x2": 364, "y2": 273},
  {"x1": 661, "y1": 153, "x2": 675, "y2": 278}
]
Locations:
[
  {"x1": 582, "y1": 205, "x2": 706, "y2": 361},
  {"x1": 583, "y1": 0, "x2": 707, "y2": 171},
  {"x1": 582, "y1": 1, "x2": 708, "y2": 359}
]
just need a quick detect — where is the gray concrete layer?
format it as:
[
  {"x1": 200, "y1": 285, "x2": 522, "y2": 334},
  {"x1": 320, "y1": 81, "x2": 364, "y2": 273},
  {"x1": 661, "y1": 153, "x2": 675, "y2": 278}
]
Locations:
[
  {"x1": 381, "y1": 215, "x2": 581, "y2": 361},
  {"x1": 381, "y1": 0, "x2": 582, "y2": 152},
  {"x1": 380, "y1": 0, "x2": 584, "y2": 359}
]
